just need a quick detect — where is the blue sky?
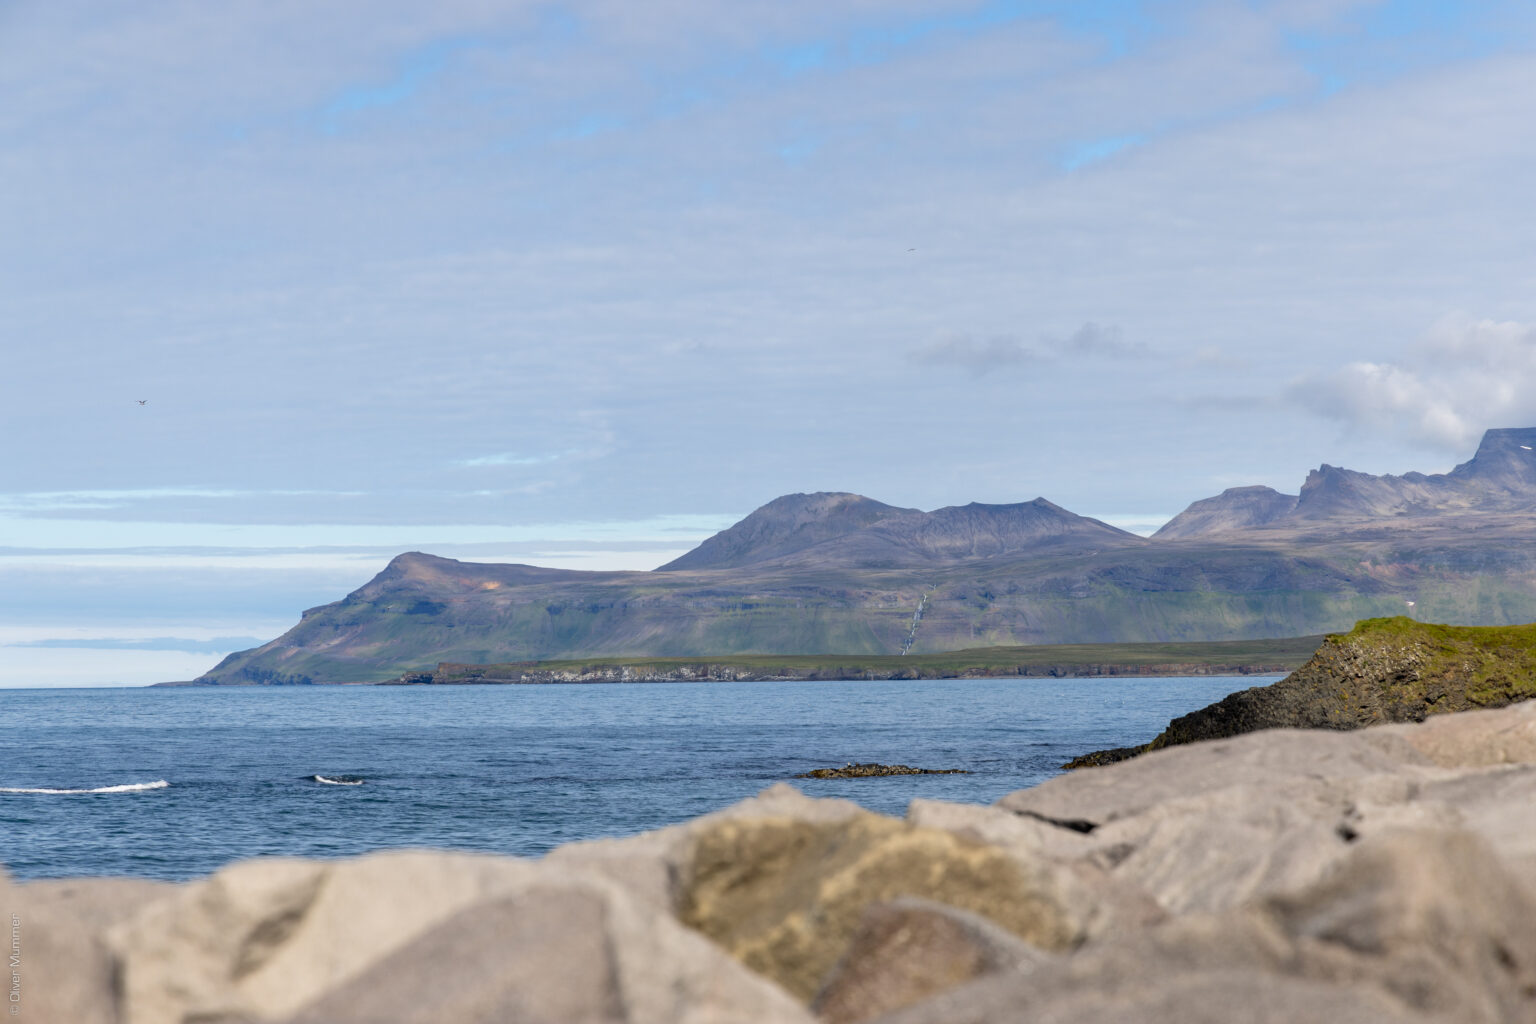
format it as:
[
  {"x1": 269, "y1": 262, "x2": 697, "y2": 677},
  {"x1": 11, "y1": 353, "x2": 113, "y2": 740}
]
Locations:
[{"x1": 5, "y1": 0, "x2": 1536, "y2": 684}]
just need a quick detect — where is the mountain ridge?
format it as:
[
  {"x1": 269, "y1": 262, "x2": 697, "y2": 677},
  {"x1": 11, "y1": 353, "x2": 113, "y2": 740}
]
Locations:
[
  {"x1": 658, "y1": 493, "x2": 1140, "y2": 571},
  {"x1": 192, "y1": 428, "x2": 1536, "y2": 684},
  {"x1": 1157, "y1": 426, "x2": 1536, "y2": 538}
]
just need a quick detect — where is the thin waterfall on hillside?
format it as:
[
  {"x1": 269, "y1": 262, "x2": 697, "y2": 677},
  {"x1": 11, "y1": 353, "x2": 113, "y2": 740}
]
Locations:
[{"x1": 901, "y1": 588, "x2": 934, "y2": 655}]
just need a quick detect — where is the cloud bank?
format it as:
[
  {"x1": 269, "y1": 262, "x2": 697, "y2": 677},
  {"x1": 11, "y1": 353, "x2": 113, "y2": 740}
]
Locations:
[{"x1": 1293, "y1": 315, "x2": 1536, "y2": 450}]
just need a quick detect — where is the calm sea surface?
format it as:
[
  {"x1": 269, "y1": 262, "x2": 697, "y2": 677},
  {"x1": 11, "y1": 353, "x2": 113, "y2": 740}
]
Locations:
[{"x1": 0, "y1": 677, "x2": 1274, "y2": 881}]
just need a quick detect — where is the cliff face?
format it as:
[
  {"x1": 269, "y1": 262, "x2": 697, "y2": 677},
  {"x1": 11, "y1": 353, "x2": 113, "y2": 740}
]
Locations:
[{"x1": 1066, "y1": 616, "x2": 1536, "y2": 766}]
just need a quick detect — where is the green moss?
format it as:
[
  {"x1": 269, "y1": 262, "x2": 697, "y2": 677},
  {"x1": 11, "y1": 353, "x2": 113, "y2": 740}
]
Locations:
[{"x1": 1068, "y1": 615, "x2": 1536, "y2": 767}]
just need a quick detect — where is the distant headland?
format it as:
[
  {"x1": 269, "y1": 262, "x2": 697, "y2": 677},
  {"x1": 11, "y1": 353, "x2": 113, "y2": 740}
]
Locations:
[{"x1": 184, "y1": 428, "x2": 1536, "y2": 686}]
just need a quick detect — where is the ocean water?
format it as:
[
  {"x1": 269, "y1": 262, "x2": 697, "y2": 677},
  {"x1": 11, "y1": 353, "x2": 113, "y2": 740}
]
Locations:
[{"x1": 0, "y1": 677, "x2": 1274, "y2": 881}]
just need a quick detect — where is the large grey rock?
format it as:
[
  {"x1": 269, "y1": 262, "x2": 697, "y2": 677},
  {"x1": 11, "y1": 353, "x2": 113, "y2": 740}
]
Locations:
[
  {"x1": 869, "y1": 967, "x2": 1444, "y2": 1024},
  {"x1": 544, "y1": 782, "x2": 865, "y2": 910},
  {"x1": 676, "y1": 809, "x2": 1100, "y2": 1002},
  {"x1": 283, "y1": 881, "x2": 812, "y2": 1024},
  {"x1": 871, "y1": 827, "x2": 1536, "y2": 1024},
  {"x1": 996, "y1": 727, "x2": 1471, "y2": 914},
  {"x1": 903, "y1": 798, "x2": 1166, "y2": 931},
  {"x1": 109, "y1": 850, "x2": 810, "y2": 1024},
  {"x1": 284, "y1": 887, "x2": 624, "y2": 1024},
  {"x1": 1269, "y1": 828, "x2": 1536, "y2": 1022},
  {"x1": 1081, "y1": 771, "x2": 1460, "y2": 914},
  {"x1": 1372, "y1": 698, "x2": 1536, "y2": 768},
  {"x1": 1418, "y1": 764, "x2": 1536, "y2": 874},
  {"x1": 904, "y1": 797, "x2": 1095, "y2": 861},
  {"x1": 0, "y1": 873, "x2": 171, "y2": 1024},
  {"x1": 812, "y1": 898, "x2": 1056, "y2": 1024},
  {"x1": 1002, "y1": 728, "x2": 1431, "y2": 827}
]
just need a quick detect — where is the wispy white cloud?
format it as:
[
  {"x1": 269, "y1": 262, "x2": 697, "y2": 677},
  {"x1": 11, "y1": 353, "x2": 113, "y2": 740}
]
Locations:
[
  {"x1": 452, "y1": 452, "x2": 563, "y2": 467},
  {"x1": 5, "y1": 635, "x2": 267, "y2": 653},
  {"x1": 1057, "y1": 322, "x2": 1146, "y2": 358},
  {"x1": 911, "y1": 322, "x2": 1143, "y2": 374},
  {"x1": 0, "y1": 513, "x2": 741, "y2": 554},
  {"x1": 0, "y1": 488, "x2": 363, "y2": 513},
  {"x1": 911, "y1": 334, "x2": 1038, "y2": 375}
]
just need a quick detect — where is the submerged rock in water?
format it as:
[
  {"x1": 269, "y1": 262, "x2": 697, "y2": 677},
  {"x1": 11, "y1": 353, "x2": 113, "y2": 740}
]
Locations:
[{"x1": 794, "y1": 763, "x2": 970, "y2": 779}]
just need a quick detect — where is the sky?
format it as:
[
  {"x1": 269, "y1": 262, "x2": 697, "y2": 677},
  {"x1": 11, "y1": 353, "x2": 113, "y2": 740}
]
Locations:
[{"x1": 5, "y1": 0, "x2": 1536, "y2": 685}]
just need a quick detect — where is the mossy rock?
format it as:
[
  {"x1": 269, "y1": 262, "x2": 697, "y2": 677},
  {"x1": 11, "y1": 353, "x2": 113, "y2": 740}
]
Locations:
[
  {"x1": 677, "y1": 814, "x2": 1081, "y2": 1001},
  {"x1": 1066, "y1": 617, "x2": 1536, "y2": 768}
]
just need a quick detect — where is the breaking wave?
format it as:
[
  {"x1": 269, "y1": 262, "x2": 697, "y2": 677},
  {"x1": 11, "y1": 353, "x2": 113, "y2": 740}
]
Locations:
[
  {"x1": 311, "y1": 775, "x2": 365, "y2": 786},
  {"x1": 0, "y1": 780, "x2": 169, "y2": 795}
]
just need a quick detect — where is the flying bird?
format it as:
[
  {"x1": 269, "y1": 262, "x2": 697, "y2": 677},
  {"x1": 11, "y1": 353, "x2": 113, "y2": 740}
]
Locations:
[{"x1": 136, "y1": 400, "x2": 147, "y2": 406}]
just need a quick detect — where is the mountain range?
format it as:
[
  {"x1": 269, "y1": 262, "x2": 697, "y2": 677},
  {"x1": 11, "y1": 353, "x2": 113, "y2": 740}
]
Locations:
[{"x1": 195, "y1": 428, "x2": 1536, "y2": 684}]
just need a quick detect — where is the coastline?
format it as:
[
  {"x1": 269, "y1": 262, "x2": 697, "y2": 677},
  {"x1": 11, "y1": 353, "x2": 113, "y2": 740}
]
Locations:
[{"x1": 158, "y1": 636, "x2": 1321, "y2": 686}]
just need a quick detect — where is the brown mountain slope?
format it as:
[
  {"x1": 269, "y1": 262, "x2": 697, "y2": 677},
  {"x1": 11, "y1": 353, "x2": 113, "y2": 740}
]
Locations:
[
  {"x1": 658, "y1": 493, "x2": 1139, "y2": 571},
  {"x1": 191, "y1": 428, "x2": 1536, "y2": 684}
]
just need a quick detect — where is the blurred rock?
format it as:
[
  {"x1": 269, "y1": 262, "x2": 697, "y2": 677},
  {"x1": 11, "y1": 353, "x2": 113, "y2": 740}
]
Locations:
[
  {"x1": 676, "y1": 811, "x2": 1087, "y2": 1001},
  {"x1": 812, "y1": 898, "x2": 1055, "y2": 1024},
  {"x1": 283, "y1": 882, "x2": 811, "y2": 1024},
  {"x1": 1373, "y1": 698, "x2": 1536, "y2": 768},
  {"x1": 110, "y1": 851, "x2": 809, "y2": 1024},
  {"x1": 544, "y1": 782, "x2": 865, "y2": 910},
  {"x1": 0, "y1": 874, "x2": 170, "y2": 1024},
  {"x1": 869, "y1": 828, "x2": 1536, "y2": 1024}
]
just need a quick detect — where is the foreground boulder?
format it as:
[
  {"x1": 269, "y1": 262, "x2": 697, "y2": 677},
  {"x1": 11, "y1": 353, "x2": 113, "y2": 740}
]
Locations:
[
  {"x1": 678, "y1": 813, "x2": 1087, "y2": 999},
  {"x1": 2, "y1": 700, "x2": 1534, "y2": 1023},
  {"x1": 105, "y1": 851, "x2": 811, "y2": 1024},
  {"x1": 877, "y1": 828, "x2": 1536, "y2": 1024}
]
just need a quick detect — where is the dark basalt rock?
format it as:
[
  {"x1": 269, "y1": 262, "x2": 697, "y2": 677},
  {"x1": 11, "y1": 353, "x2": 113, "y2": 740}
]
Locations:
[
  {"x1": 794, "y1": 763, "x2": 969, "y2": 779},
  {"x1": 1060, "y1": 745, "x2": 1144, "y2": 770}
]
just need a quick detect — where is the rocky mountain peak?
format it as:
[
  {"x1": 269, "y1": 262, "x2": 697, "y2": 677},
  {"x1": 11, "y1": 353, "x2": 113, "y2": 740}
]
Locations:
[
  {"x1": 1448, "y1": 427, "x2": 1536, "y2": 493},
  {"x1": 658, "y1": 492, "x2": 1138, "y2": 571},
  {"x1": 1153, "y1": 485, "x2": 1299, "y2": 539},
  {"x1": 656, "y1": 492, "x2": 914, "y2": 571},
  {"x1": 1162, "y1": 427, "x2": 1536, "y2": 538}
]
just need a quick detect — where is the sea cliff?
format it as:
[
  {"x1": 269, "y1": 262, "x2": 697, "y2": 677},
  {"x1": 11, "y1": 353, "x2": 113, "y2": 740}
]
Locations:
[{"x1": 1067, "y1": 616, "x2": 1536, "y2": 767}]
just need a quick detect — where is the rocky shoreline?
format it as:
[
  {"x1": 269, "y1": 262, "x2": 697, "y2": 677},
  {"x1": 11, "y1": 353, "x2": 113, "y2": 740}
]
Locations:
[
  {"x1": 8, "y1": 696, "x2": 1536, "y2": 1023},
  {"x1": 391, "y1": 658, "x2": 1305, "y2": 686}
]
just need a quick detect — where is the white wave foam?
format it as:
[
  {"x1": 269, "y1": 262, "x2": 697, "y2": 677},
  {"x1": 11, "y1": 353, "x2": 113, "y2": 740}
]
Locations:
[
  {"x1": 312, "y1": 775, "x2": 364, "y2": 786},
  {"x1": 0, "y1": 779, "x2": 169, "y2": 795}
]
